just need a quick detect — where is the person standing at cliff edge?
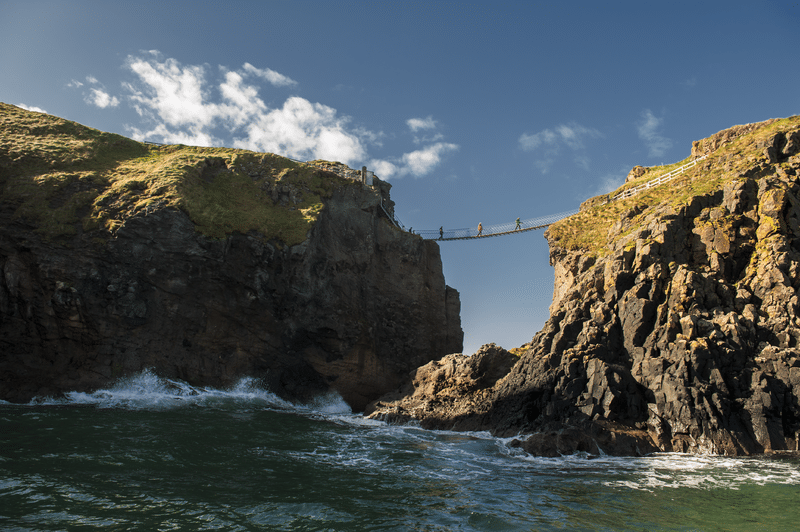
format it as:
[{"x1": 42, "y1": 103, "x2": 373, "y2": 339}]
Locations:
[
  {"x1": 439, "y1": 226, "x2": 443, "y2": 240},
  {"x1": 477, "y1": 222, "x2": 483, "y2": 236}
]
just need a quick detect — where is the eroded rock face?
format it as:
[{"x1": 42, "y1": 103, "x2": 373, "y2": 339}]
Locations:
[
  {"x1": 0, "y1": 180, "x2": 462, "y2": 410},
  {"x1": 365, "y1": 343, "x2": 517, "y2": 430},
  {"x1": 369, "y1": 117, "x2": 800, "y2": 456}
]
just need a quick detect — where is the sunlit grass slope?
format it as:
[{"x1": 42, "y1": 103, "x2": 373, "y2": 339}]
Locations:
[
  {"x1": 547, "y1": 115, "x2": 800, "y2": 256},
  {"x1": 0, "y1": 103, "x2": 354, "y2": 245}
]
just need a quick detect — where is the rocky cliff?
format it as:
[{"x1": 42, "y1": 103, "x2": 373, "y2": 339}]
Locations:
[
  {"x1": 367, "y1": 115, "x2": 800, "y2": 456},
  {"x1": 0, "y1": 103, "x2": 462, "y2": 410}
]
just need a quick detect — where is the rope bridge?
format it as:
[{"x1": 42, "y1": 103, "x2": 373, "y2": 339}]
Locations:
[
  {"x1": 406, "y1": 154, "x2": 707, "y2": 242},
  {"x1": 415, "y1": 210, "x2": 579, "y2": 241},
  {"x1": 141, "y1": 141, "x2": 704, "y2": 243}
]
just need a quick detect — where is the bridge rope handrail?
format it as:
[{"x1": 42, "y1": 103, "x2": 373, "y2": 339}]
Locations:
[
  {"x1": 141, "y1": 138, "x2": 707, "y2": 242},
  {"x1": 416, "y1": 210, "x2": 579, "y2": 241},
  {"x1": 415, "y1": 154, "x2": 707, "y2": 241}
]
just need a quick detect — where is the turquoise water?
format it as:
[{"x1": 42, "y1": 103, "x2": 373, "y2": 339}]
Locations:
[{"x1": 2, "y1": 371, "x2": 799, "y2": 531}]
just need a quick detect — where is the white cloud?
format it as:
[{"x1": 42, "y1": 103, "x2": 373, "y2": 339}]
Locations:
[
  {"x1": 373, "y1": 142, "x2": 459, "y2": 179},
  {"x1": 412, "y1": 132, "x2": 444, "y2": 146},
  {"x1": 402, "y1": 143, "x2": 459, "y2": 176},
  {"x1": 556, "y1": 124, "x2": 599, "y2": 150},
  {"x1": 77, "y1": 52, "x2": 456, "y2": 179},
  {"x1": 407, "y1": 116, "x2": 444, "y2": 145},
  {"x1": 407, "y1": 116, "x2": 436, "y2": 132},
  {"x1": 519, "y1": 129, "x2": 557, "y2": 151},
  {"x1": 71, "y1": 74, "x2": 120, "y2": 108},
  {"x1": 85, "y1": 88, "x2": 120, "y2": 108},
  {"x1": 127, "y1": 123, "x2": 220, "y2": 147},
  {"x1": 242, "y1": 62, "x2": 297, "y2": 87},
  {"x1": 116, "y1": 54, "x2": 369, "y2": 162},
  {"x1": 17, "y1": 103, "x2": 47, "y2": 113},
  {"x1": 592, "y1": 168, "x2": 627, "y2": 197},
  {"x1": 533, "y1": 158, "x2": 555, "y2": 174},
  {"x1": 235, "y1": 96, "x2": 366, "y2": 163},
  {"x1": 519, "y1": 122, "x2": 602, "y2": 173},
  {"x1": 353, "y1": 126, "x2": 384, "y2": 147},
  {"x1": 369, "y1": 159, "x2": 400, "y2": 178},
  {"x1": 637, "y1": 109, "x2": 672, "y2": 158},
  {"x1": 519, "y1": 123, "x2": 600, "y2": 152},
  {"x1": 574, "y1": 154, "x2": 591, "y2": 171},
  {"x1": 218, "y1": 70, "x2": 268, "y2": 127},
  {"x1": 125, "y1": 56, "x2": 217, "y2": 132}
]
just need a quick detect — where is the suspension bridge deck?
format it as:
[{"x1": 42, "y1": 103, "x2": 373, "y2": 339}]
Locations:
[
  {"x1": 381, "y1": 154, "x2": 707, "y2": 241},
  {"x1": 413, "y1": 211, "x2": 579, "y2": 241}
]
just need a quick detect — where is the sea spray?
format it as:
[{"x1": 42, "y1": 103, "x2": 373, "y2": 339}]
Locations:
[{"x1": 27, "y1": 369, "x2": 295, "y2": 411}]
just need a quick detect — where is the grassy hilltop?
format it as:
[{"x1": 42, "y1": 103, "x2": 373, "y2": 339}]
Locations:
[
  {"x1": 0, "y1": 103, "x2": 357, "y2": 246},
  {"x1": 547, "y1": 115, "x2": 800, "y2": 256}
]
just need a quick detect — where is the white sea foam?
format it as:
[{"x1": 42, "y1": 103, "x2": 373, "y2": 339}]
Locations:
[
  {"x1": 481, "y1": 437, "x2": 800, "y2": 491},
  {"x1": 17, "y1": 370, "x2": 800, "y2": 493},
  {"x1": 302, "y1": 391, "x2": 353, "y2": 415},
  {"x1": 27, "y1": 369, "x2": 301, "y2": 411}
]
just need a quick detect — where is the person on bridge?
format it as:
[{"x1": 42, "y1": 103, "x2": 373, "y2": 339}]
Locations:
[
  {"x1": 515, "y1": 217, "x2": 521, "y2": 230},
  {"x1": 439, "y1": 226, "x2": 443, "y2": 240},
  {"x1": 478, "y1": 222, "x2": 483, "y2": 236}
]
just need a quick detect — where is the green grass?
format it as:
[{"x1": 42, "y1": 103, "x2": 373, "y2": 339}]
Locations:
[
  {"x1": 547, "y1": 115, "x2": 800, "y2": 256},
  {"x1": 0, "y1": 103, "x2": 356, "y2": 245}
]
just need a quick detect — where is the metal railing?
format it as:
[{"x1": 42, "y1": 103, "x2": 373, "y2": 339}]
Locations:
[{"x1": 380, "y1": 198, "x2": 405, "y2": 230}]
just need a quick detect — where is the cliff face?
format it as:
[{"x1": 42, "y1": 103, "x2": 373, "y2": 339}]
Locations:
[
  {"x1": 368, "y1": 116, "x2": 800, "y2": 456},
  {"x1": 0, "y1": 104, "x2": 462, "y2": 410}
]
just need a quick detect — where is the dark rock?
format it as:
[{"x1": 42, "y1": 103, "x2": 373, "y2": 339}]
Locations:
[
  {"x1": 0, "y1": 170, "x2": 462, "y2": 411},
  {"x1": 369, "y1": 116, "x2": 800, "y2": 456}
]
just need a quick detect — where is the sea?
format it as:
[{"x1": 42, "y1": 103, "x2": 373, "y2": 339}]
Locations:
[{"x1": 2, "y1": 370, "x2": 799, "y2": 531}]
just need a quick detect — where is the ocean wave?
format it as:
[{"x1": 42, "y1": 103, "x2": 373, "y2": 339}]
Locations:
[
  {"x1": 15, "y1": 371, "x2": 800, "y2": 492},
  {"x1": 24, "y1": 369, "x2": 338, "y2": 413}
]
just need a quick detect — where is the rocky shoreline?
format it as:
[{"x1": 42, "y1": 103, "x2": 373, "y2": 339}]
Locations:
[
  {"x1": 367, "y1": 116, "x2": 800, "y2": 457},
  {"x1": 5, "y1": 104, "x2": 800, "y2": 458}
]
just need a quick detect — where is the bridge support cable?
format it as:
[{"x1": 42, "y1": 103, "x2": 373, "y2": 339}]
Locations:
[
  {"x1": 410, "y1": 154, "x2": 707, "y2": 242},
  {"x1": 417, "y1": 210, "x2": 578, "y2": 241}
]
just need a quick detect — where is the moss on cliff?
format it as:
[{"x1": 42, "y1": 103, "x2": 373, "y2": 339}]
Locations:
[
  {"x1": 547, "y1": 115, "x2": 800, "y2": 256},
  {"x1": 0, "y1": 103, "x2": 354, "y2": 245}
]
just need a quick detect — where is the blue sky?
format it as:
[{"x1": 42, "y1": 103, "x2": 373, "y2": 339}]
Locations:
[{"x1": 2, "y1": 0, "x2": 799, "y2": 355}]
